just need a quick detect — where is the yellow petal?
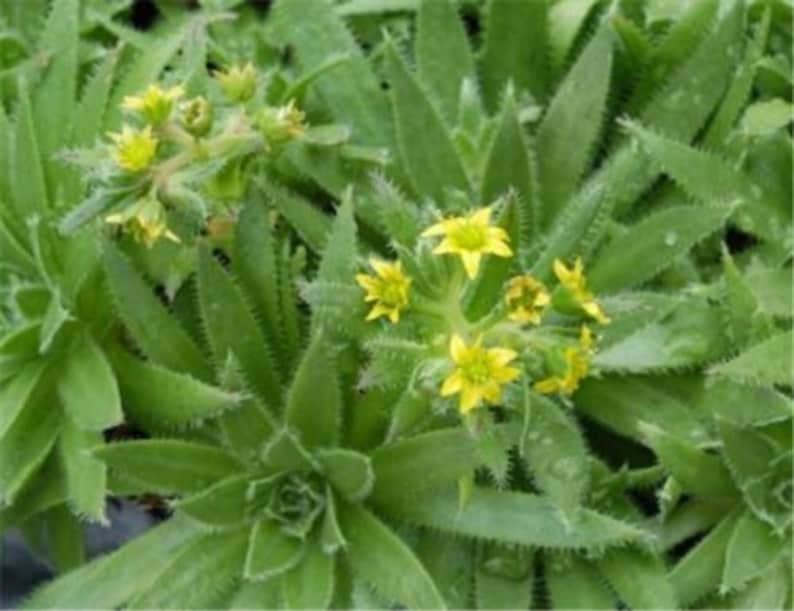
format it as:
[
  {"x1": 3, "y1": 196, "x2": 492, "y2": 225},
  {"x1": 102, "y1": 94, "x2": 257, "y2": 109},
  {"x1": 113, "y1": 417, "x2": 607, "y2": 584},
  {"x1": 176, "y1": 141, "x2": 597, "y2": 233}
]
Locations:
[
  {"x1": 441, "y1": 371, "x2": 464, "y2": 396},
  {"x1": 461, "y1": 251, "x2": 481, "y2": 278},
  {"x1": 485, "y1": 239, "x2": 513, "y2": 257},
  {"x1": 388, "y1": 308, "x2": 400, "y2": 324},
  {"x1": 355, "y1": 273, "x2": 377, "y2": 291},
  {"x1": 488, "y1": 348, "x2": 518, "y2": 367},
  {"x1": 553, "y1": 259, "x2": 569, "y2": 283},
  {"x1": 421, "y1": 219, "x2": 451, "y2": 237},
  {"x1": 459, "y1": 387, "x2": 482, "y2": 413},
  {"x1": 450, "y1": 335, "x2": 467, "y2": 363},
  {"x1": 470, "y1": 207, "x2": 492, "y2": 225},
  {"x1": 432, "y1": 239, "x2": 456, "y2": 255},
  {"x1": 366, "y1": 304, "x2": 390, "y2": 321},
  {"x1": 370, "y1": 258, "x2": 392, "y2": 278},
  {"x1": 533, "y1": 377, "x2": 560, "y2": 395},
  {"x1": 493, "y1": 365, "x2": 520, "y2": 384}
]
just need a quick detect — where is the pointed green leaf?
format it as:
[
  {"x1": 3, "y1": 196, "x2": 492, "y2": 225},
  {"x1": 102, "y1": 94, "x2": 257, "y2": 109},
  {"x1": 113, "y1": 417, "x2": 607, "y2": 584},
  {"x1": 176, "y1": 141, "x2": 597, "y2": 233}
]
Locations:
[
  {"x1": 729, "y1": 558, "x2": 791, "y2": 610},
  {"x1": 575, "y1": 375, "x2": 708, "y2": 445},
  {"x1": 261, "y1": 428, "x2": 317, "y2": 472},
  {"x1": 110, "y1": 349, "x2": 240, "y2": 432},
  {"x1": 321, "y1": 487, "x2": 347, "y2": 554},
  {"x1": 282, "y1": 538, "x2": 335, "y2": 610},
  {"x1": 56, "y1": 331, "x2": 122, "y2": 431},
  {"x1": 0, "y1": 389, "x2": 59, "y2": 505},
  {"x1": 480, "y1": 0, "x2": 549, "y2": 109},
  {"x1": 44, "y1": 504, "x2": 85, "y2": 573},
  {"x1": 698, "y1": 380, "x2": 792, "y2": 427},
  {"x1": 537, "y1": 26, "x2": 613, "y2": 226},
  {"x1": 480, "y1": 94, "x2": 534, "y2": 226},
  {"x1": 475, "y1": 547, "x2": 533, "y2": 610},
  {"x1": 598, "y1": 547, "x2": 678, "y2": 610},
  {"x1": 176, "y1": 474, "x2": 251, "y2": 528},
  {"x1": 640, "y1": 423, "x2": 737, "y2": 499},
  {"x1": 59, "y1": 419, "x2": 107, "y2": 524},
  {"x1": 228, "y1": 579, "x2": 281, "y2": 610},
  {"x1": 669, "y1": 511, "x2": 740, "y2": 607},
  {"x1": 285, "y1": 333, "x2": 342, "y2": 450},
  {"x1": 384, "y1": 41, "x2": 469, "y2": 202},
  {"x1": 33, "y1": 0, "x2": 79, "y2": 184},
  {"x1": 260, "y1": 181, "x2": 332, "y2": 255},
  {"x1": 710, "y1": 331, "x2": 793, "y2": 387},
  {"x1": 339, "y1": 502, "x2": 445, "y2": 609},
  {"x1": 387, "y1": 486, "x2": 646, "y2": 549},
  {"x1": 22, "y1": 517, "x2": 201, "y2": 609},
  {"x1": 316, "y1": 194, "x2": 356, "y2": 285},
  {"x1": 93, "y1": 440, "x2": 243, "y2": 495},
  {"x1": 104, "y1": 231, "x2": 212, "y2": 381},
  {"x1": 128, "y1": 528, "x2": 248, "y2": 609},
  {"x1": 71, "y1": 47, "x2": 120, "y2": 147},
  {"x1": 244, "y1": 519, "x2": 305, "y2": 581},
  {"x1": 197, "y1": 243, "x2": 282, "y2": 408},
  {"x1": 520, "y1": 394, "x2": 590, "y2": 517},
  {"x1": 415, "y1": 0, "x2": 474, "y2": 124},
  {"x1": 318, "y1": 448, "x2": 374, "y2": 502},
  {"x1": 589, "y1": 205, "x2": 731, "y2": 293},
  {"x1": 547, "y1": 555, "x2": 615, "y2": 610},
  {"x1": 12, "y1": 83, "x2": 48, "y2": 215},
  {"x1": 370, "y1": 427, "x2": 478, "y2": 505},
  {"x1": 548, "y1": 0, "x2": 601, "y2": 74},
  {"x1": 722, "y1": 511, "x2": 786, "y2": 593},
  {"x1": 0, "y1": 362, "x2": 46, "y2": 439}
]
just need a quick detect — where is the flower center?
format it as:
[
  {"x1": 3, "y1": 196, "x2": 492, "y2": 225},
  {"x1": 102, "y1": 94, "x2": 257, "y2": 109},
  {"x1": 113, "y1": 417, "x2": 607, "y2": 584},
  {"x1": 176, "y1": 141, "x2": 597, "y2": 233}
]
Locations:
[
  {"x1": 452, "y1": 222, "x2": 487, "y2": 251},
  {"x1": 461, "y1": 355, "x2": 491, "y2": 385},
  {"x1": 379, "y1": 281, "x2": 404, "y2": 307}
]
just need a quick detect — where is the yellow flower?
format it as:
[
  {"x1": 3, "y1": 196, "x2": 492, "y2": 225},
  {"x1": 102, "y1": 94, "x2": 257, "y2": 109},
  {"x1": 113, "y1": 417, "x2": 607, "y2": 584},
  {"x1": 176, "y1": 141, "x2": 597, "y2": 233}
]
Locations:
[
  {"x1": 441, "y1": 335, "x2": 520, "y2": 413},
  {"x1": 122, "y1": 84, "x2": 184, "y2": 125},
  {"x1": 105, "y1": 196, "x2": 179, "y2": 248},
  {"x1": 505, "y1": 275, "x2": 550, "y2": 325},
  {"x1": 215, "y1": 63, "x2": 257, "y2": 103},
  {"x1": 109, "y1": 125, "x2": 158, "y2": 172},
  {"x1": 355, "y1": 259, "x2": 411, "y2": 323},
  {"x1": 533, "y1": 326, "x2": 593, "y2": 396},
  {"x1": 421, "y1": 207, "x2": 513, "y2": 279},
  {"x1": 552, "y1": 257, "x2": 610, "y2": 324}
]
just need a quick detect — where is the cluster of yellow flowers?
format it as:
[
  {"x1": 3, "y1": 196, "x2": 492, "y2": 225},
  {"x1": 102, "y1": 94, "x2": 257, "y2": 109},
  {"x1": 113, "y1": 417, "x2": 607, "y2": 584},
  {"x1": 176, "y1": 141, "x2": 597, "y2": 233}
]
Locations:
[
  {"x1": 356, "y1": 206, "x2": 610, "y2": 414},
  {"x1": 103, "y1": 64, "x2": 307, "y2": 248}
]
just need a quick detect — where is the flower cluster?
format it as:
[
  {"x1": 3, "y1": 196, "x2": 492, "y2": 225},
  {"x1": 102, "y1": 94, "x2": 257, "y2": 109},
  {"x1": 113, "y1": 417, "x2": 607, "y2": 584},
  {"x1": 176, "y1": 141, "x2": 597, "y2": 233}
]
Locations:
[
  {"x1": 98, "y1": 65, "x2": 310, "y2": 248},
  {"x1": 355, "y1": 205, "x2": 611, "y2": 416}
]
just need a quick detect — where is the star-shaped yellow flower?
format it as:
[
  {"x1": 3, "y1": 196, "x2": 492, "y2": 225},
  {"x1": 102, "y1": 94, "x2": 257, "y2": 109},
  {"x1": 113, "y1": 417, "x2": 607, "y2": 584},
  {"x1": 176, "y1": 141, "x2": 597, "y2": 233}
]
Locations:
[
  {"x1": 109, "y1": 125, "x2": 158, "y2": 173},
  {"x1": 505, "y1": 275, "x2": 550, "y2": 325},
  {"x1": 553, "y1": 257, "x2": 610, "y2": 324},
  {"x1": 533, "y1": 326, "x2": 593, "y2": 396},
  {"x1": 441, "y1": 335, "x2": 520, "y2": 413},
  {"x1": 421, "y1": 207, "x2": 513, "y2": 279},
  {"x1": 355, "y1": 259, "x2": 411, "y2": 323},
  {"x1": 122, "y1": 84, "x2": 184, "y2": 125}
]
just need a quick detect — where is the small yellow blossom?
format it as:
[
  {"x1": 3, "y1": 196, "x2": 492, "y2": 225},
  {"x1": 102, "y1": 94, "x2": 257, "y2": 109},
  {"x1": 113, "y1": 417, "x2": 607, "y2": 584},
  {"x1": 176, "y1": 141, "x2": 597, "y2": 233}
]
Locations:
[
  {"x1": 533, "y1": 326, "x2": 593, "y2": 396},
  {"x1": 109, "y1": 125, "x2": 158, "y2": 172},
  {"x1": 122, "y1": 84, "x2": 184, "y2": 125},
  {"x1": 355, "y1": 259, "x2": 411, "y2": 323},
  {"x1": 441, "y1": 335, "x2": 520, "y2": 413},
  {"x1": 421, "y1": 207, "x2": 513, "y2": 279},
  {"x1": 552, "y1": 257, "x2": 610, "y2": 324},
  {"x1": 505, "y1": 275, "x2": 550, "y2": 325},
  {"x1": 215, "y1": 63, "x2": 257, "y2": 103},
  {"x1": 105, "y1": 196, "x2": 179, "y2": 248}
]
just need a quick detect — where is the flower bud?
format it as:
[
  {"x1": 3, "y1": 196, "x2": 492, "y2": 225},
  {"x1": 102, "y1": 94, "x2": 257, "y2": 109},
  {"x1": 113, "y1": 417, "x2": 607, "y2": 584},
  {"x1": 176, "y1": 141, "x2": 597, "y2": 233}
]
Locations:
[
  {"x1": 215, "y1": 63, "x2": 257, "y2": 103},
  {"x1": 256, "y1": 100, "x2": 306, "y2": 146},
  {"x1": 122, "y1": 84, "x2": 183, "y2": 126},
  {"x1": 180, "y1": 96, "x2": 213, "y2": 137}
]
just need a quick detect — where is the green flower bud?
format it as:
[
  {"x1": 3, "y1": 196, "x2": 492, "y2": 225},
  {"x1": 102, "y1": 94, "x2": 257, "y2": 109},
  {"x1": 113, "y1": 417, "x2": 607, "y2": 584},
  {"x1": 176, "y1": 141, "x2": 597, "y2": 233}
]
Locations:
[
  {"x1": 180, "y1": 96, "x2": 213, "y2": 137},
  {"x1": 215, "y1": 63, "x2": 257, "y2": 103},
  {"x1": 256, "y1": 100, "x2": 306, "y2": 146}
]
